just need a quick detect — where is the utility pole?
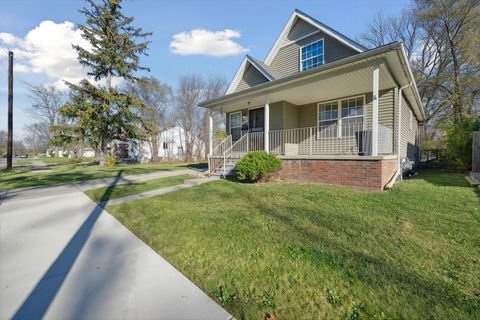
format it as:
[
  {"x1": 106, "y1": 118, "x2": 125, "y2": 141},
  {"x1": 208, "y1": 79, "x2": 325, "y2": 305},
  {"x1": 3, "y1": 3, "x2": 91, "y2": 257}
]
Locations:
[{"x1": 6, "y1": 51, "x2": 13, "y2": 170}]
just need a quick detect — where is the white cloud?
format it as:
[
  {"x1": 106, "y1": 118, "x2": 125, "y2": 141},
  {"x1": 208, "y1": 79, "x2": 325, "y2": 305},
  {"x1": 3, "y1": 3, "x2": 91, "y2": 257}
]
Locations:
[
  {"x1": 0, "y1": 32, "x2": 19, "y2": 45},
  {"x1": 13, "y1": 63, "x2": 32, "y2": 73},
  {"x1": 0, "y1": 20, "x2": 90, "y2": 82},
  {"x1": 170, "y1": 29, "x2": 248, "y2": 57}
]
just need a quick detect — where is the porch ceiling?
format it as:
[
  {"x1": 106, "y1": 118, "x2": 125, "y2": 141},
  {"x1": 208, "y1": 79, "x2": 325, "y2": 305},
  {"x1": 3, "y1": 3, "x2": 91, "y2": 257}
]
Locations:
[{"x1": 209, "y1": 61, "x2": 396, "y2": 113}]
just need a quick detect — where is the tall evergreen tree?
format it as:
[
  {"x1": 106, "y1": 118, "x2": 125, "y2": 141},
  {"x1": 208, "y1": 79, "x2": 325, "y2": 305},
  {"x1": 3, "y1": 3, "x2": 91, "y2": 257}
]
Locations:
[{"x1": 64, "y1": 0, "x2": 151, "y2": 163}]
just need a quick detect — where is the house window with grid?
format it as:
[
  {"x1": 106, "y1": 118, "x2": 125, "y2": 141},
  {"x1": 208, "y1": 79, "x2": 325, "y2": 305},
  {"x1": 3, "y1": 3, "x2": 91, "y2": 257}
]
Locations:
[
  {"x1": 229, "y1": 112, "x2": 242, "y2": 141},
  {"x1": 318, "y1": 101, "x2": 338, "y2": 138},
  {"x1": 300, "y1": 39, "x2": 324, "y2": 71},
  {"x1": 341, "y1": 97, "x2": 364, "y2": 136}
]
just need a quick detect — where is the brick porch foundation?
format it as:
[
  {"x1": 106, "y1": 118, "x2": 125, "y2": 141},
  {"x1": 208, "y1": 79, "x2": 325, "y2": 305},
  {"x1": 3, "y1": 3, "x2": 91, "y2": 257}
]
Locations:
[{"x1": 278, "y1": 157, "x2": 397, "y2": 191}]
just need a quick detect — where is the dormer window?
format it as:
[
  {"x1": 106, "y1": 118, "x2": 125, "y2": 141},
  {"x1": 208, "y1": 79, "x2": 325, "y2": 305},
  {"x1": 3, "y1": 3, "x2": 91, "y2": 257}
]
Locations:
[{"x1": 300, "y1": 39, "x2": 324, "y2": 71}]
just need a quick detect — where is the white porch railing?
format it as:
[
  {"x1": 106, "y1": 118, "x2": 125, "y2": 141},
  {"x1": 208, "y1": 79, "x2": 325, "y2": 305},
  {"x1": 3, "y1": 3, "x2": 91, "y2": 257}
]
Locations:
[
  {"x1": 210, "y1": 135, "x2": 232, "y2": 157},
  {"x1": 268, "y1": 123, "x2": 393, "y2": 156},
  {"x1": 215, "y1": 132, "x2": 266, "y2": 176},
  {"x1": 208, "y1": 135, "x2": 232, "y2": 173},
  {"x1": 209, "y1": 123, "x2": 393, "y2": 174}
]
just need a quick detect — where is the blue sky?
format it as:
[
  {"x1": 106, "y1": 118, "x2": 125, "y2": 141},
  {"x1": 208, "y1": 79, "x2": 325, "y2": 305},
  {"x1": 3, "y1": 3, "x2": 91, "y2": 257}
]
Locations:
[{"x1": 0, "y1": 0, "x2": 410, "y2": 138}]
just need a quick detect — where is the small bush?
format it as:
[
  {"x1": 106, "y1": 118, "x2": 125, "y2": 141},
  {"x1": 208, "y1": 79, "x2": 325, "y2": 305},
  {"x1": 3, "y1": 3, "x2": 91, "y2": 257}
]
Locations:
[
  {"x1": 105, "y1": 155, "x2": 118, "y2": 167},
  {"x1": 236, "y1": 151, "x2": 282, "y2": 182},
  {"x1": 444, "y1": 117, "x2": 480, "y2": 171}
]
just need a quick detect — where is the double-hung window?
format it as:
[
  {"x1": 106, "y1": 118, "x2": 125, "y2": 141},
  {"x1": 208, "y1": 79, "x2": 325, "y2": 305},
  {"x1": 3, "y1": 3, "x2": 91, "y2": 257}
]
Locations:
[
  {"x1": 300, "y1": 39, "x2": 324, "y2": 71},
  {"x1": 229, "y1": 112, "x2": 242, "y2": 141},
  {"x1": 317, "y1": 96, "x2": 364, "y2": 138},
  {"x1": 318, "y1": 101, "x2": 338, "y2": 138},
  {"x1": 341, "y1": 97, "x2": 364, "y2": 136}
]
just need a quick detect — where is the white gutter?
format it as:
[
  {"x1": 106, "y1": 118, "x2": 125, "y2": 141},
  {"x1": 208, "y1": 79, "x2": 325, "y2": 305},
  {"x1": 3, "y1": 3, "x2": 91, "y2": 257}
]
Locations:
[{"x1": 385, "y1": 82, "x2": 412, "y2": 189}]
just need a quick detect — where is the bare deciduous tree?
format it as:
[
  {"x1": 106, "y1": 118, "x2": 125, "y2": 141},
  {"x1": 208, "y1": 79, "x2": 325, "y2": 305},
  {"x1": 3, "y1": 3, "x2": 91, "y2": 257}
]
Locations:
[
  {"x1": 24, "y1": 122, "x2": 50, "y2": 155},
  {"x1": 126, "y1": 77, "x2": 172, "y2": 161},
  {"x1": 359, "y1": 10, "x2": 420, "y2": 59},
  {"x1": 174, "y1": 74, "x2": 205, "y2": 162},
  {"x1": 414, "y1": 0, "x2": 480, "y2": 123},
  {"x1": 358, "y1": 0, "x2": 480, "y2": 143},
  {"x1": 26, "y1": 83, "x2": 66, "y2": 156},
  {"x1": 196, "y1": 75, "x2": 228, "y2": 159}
]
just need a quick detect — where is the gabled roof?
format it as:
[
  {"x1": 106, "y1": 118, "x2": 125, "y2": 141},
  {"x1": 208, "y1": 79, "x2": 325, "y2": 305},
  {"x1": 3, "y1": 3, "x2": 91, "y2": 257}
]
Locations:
[
  {"x1": 226, "y1": 9, "x2": 367, "y2": 95},
  {"x1": 264, "y1": 9, "x2": 366, "y2": 65},
  {"x1": 248, "y1": 56, "x2": 280, "y2": 79},
  {"x1": 200, "y1": 42, "x2": 426, "y2": 122},
  {"x1": 225, "y1": 55, "x2": 275, "y2": 94}
]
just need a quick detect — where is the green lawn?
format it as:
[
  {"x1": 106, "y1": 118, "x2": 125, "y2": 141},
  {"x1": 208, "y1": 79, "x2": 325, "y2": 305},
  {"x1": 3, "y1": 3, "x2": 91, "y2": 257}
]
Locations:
[
  {"x1": 84, "y1": 174, "x2": 196, "y2": 203},
  {"x1": 0, "y1": 162, "x2": 205, "y2": 189},
  {"x1": 17, "y1": 156, "x2": 95, "y2": 166},
  {"x1": 108, "y1": 172, "x2": 480, "y2": 320}
]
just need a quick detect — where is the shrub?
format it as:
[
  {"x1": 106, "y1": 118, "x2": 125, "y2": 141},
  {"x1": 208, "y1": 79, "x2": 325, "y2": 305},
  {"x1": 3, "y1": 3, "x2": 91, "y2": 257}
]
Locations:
[
  {"x1": 105, "y1": 155, "x2": 118, "y2": 167},
  {"x1": 236, "y1": 151, "x2": 282, "y2": 182},
  {"x1": 444, "y1": 117, "x2": 480, "y2": 171}
]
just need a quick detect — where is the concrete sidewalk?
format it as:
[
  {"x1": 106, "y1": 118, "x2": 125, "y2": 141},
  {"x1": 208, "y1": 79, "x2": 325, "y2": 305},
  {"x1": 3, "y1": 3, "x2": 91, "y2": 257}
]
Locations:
[
  {"x1": 2, "y1": 169, "x2": 204, "y2": 203},
  {"x1": 100, "y1": 176, "x2": 219, "y2": 207},
  {"x1": 75, "y1": 169, "x2": 204, "y2": 191},
  {"x1": 0, "y1": 179, "x2": 232, "y2": 320}
]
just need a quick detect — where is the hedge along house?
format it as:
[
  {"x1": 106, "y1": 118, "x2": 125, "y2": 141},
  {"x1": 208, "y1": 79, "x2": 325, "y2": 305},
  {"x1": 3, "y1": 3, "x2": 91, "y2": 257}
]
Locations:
[{"x1": 199, "y1": 9, "x2": 425, "y2": 191}]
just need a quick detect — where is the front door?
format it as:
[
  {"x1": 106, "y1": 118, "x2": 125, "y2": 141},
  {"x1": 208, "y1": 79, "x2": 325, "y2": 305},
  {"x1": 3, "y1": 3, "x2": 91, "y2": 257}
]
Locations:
[{"x1": 249, "y1": 107, "x2": 264, "y2": 133}]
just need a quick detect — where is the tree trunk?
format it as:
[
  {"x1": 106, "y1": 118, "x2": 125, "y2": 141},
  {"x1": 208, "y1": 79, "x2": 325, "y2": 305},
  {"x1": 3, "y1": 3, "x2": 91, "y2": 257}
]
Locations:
[
  {"x1": 151, "y1": 135, "x2": 159, "y2": 162},
  {"x1": 445, "y1": 21, "x2": 464, "y2": 123},
  {"x1": 99, "y1": 70, "x2": 113, "y2": 166},
  {"x1": 77, "y1": 140, "x2": 85, "y2": 159}
]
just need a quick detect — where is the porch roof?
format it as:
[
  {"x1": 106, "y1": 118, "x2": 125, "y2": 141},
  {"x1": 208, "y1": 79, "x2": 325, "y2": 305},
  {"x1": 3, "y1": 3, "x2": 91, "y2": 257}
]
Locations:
[{"x1": 199, "y1": 42, "x2": 426, "y2": 122}]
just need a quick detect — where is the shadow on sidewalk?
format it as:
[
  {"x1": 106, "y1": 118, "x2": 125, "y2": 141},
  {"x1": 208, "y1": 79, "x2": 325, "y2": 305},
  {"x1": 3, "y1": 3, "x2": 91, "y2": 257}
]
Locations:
[{"x1": 11, "y1": 171, "x2": 124, "y2": 320}]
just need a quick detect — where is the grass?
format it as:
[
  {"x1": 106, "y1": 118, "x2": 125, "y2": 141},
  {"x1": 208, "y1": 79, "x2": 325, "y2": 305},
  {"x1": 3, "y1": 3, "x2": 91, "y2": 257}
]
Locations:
[
  {"x1": 84, "y1": 174, "x2": 196, "y2": 203},
  {"x1": 16, "y1": 156, "x2": 94, "y2": 166},
  {"x1": 108, "y1": 171, "x2": 480, "y2": 320},
  {"x1": 0, "y1": 161, "x2": 206, "y2": 190}
]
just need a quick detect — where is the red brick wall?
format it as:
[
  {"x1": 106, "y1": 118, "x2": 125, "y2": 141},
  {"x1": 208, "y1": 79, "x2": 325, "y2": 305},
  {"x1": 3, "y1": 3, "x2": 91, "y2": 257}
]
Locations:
[{"x1": 278, "y1": 159, "x2": 397, "y2": 191}]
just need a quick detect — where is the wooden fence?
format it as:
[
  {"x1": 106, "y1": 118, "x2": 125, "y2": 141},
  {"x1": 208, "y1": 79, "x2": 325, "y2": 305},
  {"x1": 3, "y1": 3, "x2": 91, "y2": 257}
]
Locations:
[{"x1": 473, "y1": 131, "x2": 480, "y2": 172}]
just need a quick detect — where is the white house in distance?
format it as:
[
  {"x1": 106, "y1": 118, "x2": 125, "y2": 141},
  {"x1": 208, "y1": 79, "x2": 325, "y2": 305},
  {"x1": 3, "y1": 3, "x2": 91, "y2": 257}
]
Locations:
[{"x1": 139, "y1": 126, "x2": 205, "y2": 162}]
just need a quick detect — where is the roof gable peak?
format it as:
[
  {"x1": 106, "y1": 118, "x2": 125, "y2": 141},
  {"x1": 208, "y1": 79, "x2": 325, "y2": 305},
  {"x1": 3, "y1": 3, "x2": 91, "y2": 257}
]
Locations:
[
  {"x1": 225, "y1": 55, "x2": 274, "y2": 95},
  {"x1": 264, "y1": 9, "x2": 366, "y2": 65}
]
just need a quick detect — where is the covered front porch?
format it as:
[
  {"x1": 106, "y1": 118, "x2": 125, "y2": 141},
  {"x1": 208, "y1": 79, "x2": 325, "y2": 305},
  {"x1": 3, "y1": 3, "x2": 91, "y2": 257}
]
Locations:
[{"x1": 205, "y1": 57, "x2": 401, "y2": 172}]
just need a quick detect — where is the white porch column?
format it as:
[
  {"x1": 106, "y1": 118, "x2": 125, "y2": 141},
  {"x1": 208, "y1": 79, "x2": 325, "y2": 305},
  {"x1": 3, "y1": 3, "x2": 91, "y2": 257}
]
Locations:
[
  {"x1": 208, "y1": 115, "x2": 213, "y2": 156},
  {"x1": 264, "y1": 96, "x2": 270, "y2": 152},
  {"x1": 372, "y1": 65, "x2": 379, "y2": 156}
]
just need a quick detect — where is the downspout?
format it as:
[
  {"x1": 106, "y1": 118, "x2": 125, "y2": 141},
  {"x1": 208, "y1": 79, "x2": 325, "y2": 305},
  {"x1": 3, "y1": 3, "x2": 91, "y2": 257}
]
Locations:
[{"x1": 385, "y1": 82, "x2": 412, "y2": 189}]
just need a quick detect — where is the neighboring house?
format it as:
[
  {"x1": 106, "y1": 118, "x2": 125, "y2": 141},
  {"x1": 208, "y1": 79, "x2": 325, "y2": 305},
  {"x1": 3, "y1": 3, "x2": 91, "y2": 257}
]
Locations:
[
  {"x1": 199, "y1": 9, "x2": 425, "y2": 191},
  {"x1": 139, "y1": 126, "x2": 203, "y2": 162}
]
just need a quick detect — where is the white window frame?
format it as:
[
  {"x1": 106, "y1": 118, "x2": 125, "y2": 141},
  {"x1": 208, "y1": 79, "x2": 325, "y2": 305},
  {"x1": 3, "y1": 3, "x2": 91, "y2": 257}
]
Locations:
[
  {"x1": 317, "y1": 94, "x2": 365, "y2": 139},
  {"x1": 229, "y1": 111, "x2": 242, "y2": 136},
  {"x1": 299, "y1": 38, "x2": 325, "y2": 72},
  {"x1": 409, "y1": 109, "x2": 413, "y2": 130}
]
